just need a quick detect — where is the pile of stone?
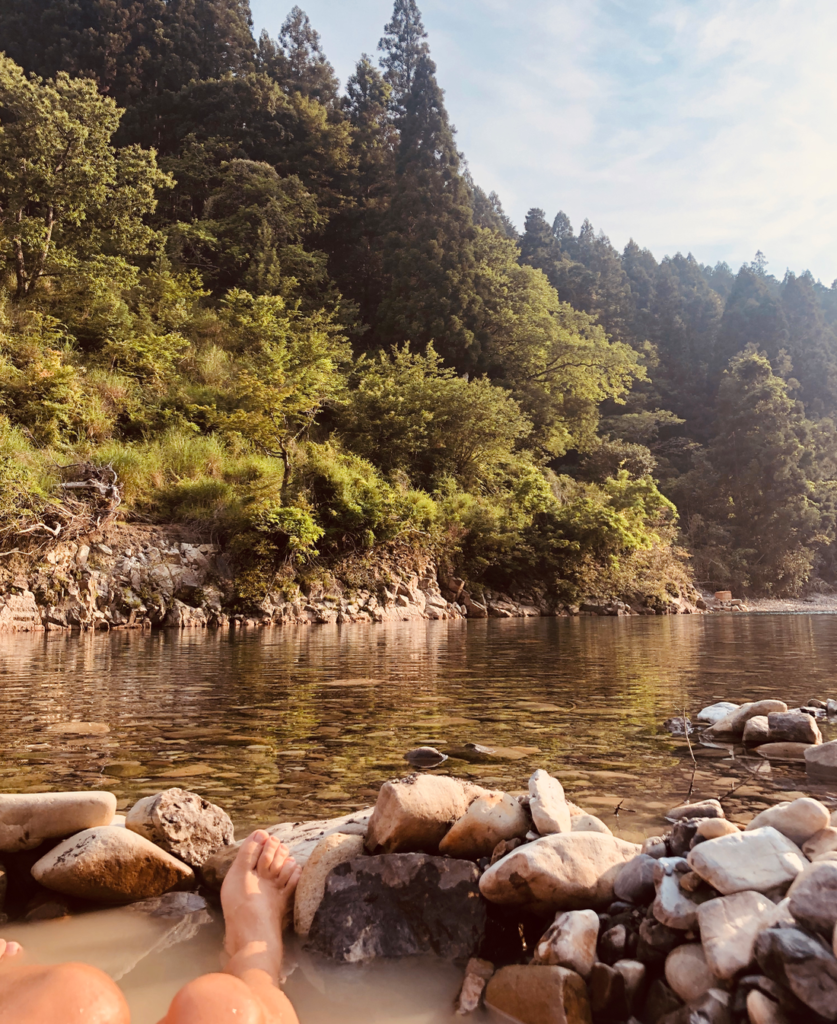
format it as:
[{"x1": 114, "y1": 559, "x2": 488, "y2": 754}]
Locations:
[
  {"x1": 694, "y1": 698, "x2": 837, "y2": 779},
  {"x1": 4, "y1": 762, "x2": 837, "y2": 1024}
]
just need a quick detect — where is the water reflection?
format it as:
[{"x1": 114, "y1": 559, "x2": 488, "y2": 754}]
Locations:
[{"x1": 1, "y1": 616, "x2": 836, "y2": 841}]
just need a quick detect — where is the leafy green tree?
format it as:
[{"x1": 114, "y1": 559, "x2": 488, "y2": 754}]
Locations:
[{"x1": 0, "y1": 56, "x2": 170, "y2": 297}]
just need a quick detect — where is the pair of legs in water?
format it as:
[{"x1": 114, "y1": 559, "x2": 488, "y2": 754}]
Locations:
[{"x1": 0, "y1": 830, "x2": 301, "y2": 1024}]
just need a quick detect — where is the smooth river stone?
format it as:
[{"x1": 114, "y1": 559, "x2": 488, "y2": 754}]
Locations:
[
  {"x1": 664, "y1": 943, "x2": 714, "y2": 1003},
  {"x1": 126, "y1": 788, "x2": 234, "y2": 868},
  {"x1": 439, "y1": 791, "x2": 528, "y2": 860},
  {"x1": 293, "y1": 832, "x2": 366, "y2": 937},
  {"x1": 687, "y1": 827, "x2": 806, "y2": 895},
  {"x1": 787, "y1": 860, "x2": 837, "y2": 936},
  {"x1": 528, "y1": 770, "x2": 571, "y2": 835},
  {"x1": 805, "y1": 739, "x2": 837, "y2": 778},
  {"x1": 614, "y1": 854, "x2": 657, "y2": 904},
  {"x1": 743, "y1": 716, "x2": 770, "y2": 745},
  {"x1": 0, "y1": 791, "x2": 117, "y2": 852},
  {"x1": 665, "y1": 798, "x2": 724, "y2": 821},
  {"x1": 533, "y1": 909, "x2": 600, "y2": 978},
  {"x1": 479, "y1": 832, "x2": 640, "y2": 913},
  {"x1": 697, "y1": 701, "x2": 739, "y2": 724},
  {"x1": 697, "y1": 890, "x2": 783, "y2": 979},
  {"x1": 755, "y1": 742, "x2": 813, "y2": 762},
  {"x1": 31, "y1": 826, "x2": 194, "y2": 902},
  {"x1": 710, "y1": 700, "x2": 788, "y2": 737},
  {"x1": 201, "y1": 809, "x2": 373, "y2": 888},
  {"x1": 803, "y1": 827, "x2": 837, "y2": 859},
  {"x1": 766, "y1": 711, "x2": 822, "y2": 745},
  {"x1": 745, "y1": 797, "x2": 830, "y2": 847},
  {"x1": 570, "y1": 813, "x2": 612, "y2": 835},
  {"x1": 365, "y1": 776, "x2": 486, "y2": 854},
  {"x1": 484, "y1": 965, "x2": 592, "y2": 1024},
  {"x1": 755, "y1": 926, "x2": 837, "y2": 1021}
]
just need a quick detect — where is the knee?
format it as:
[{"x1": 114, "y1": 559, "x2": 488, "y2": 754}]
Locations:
[
  {"x1": 165, "y1": 973, "x2": 265, "y2": 1023},
  {"x1": 40, "y1": 963, "x2": 130, "y2": 1024}
]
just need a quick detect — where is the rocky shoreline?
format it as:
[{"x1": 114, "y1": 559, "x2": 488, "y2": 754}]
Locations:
[
  {"x1": 2, "y1": 697, "x2": 837, "y2": 1024},
  {"x1": 0, "y1": 525, "x2": 705, "y2": 633}
]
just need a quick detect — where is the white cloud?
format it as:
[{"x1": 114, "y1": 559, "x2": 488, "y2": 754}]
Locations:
[{"x1": 250, "y1": 0, "x2": 837, "y2": 282}]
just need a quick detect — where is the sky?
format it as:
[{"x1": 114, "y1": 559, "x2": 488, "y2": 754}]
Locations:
[{"x1": 249, "y1": 0, "x2": 837, "y2": 284}]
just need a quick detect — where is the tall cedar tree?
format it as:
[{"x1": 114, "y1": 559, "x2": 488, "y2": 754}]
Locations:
[
  {"x1": 377, "y1": 0, "x2": 430, "y2": 120},
  {"x1": 257, "y1": 6, "x2": 339, "y2": 107}
]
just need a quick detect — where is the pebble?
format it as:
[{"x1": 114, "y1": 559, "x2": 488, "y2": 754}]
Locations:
[
  {"x1": 687, "y1": 826, "x2": 806, "y2": 895},
  {"x1": 533, "y1": 908, "x2": 599, "y2": 977},
  {"x1": 746, "y1": 990, "x2": 792, "y2": 1024},
  {"x1": 455, "y1": 957, "x2": 494, "y2": 1015},
  {"x1": 745, "y1": 797, "x2": 830, "y2": 847}
]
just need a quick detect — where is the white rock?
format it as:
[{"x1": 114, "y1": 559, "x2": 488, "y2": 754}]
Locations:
[
  {"x1": 803, "y1": 827, "x2": 837, "y2": 860},
  {"x1": 697, "y1": 701, "x2": 739, "y2": 724},
  {"x1": 479, "y1": 831, "x2": 640, "y2": 913},
  {"x1": 664, "y1": 944, "x2": 714, "y2": 1003},
  {"x1": 570, "y1": 813, "x2": 612, "y2": 836},
  {"x1": 697, "y1": 890, "x2": 784, "y2": 979},
  {"x1": 0, "y1": 791, "x2": 117, "y2": 852},
  {"x1": 711, "y1": 700, "x2": 788, "y2": 737},
  {"x1": 31, "y1": 826, "x2": 194, "y2": 902},
  {"x1": 652, "y1": 857, "x2": 701, "y2": 930},
  {"x1": 533, "y1": 908, "x2": 599, "y2": 978},
  {"x1": 697, "y1": 819, "x2": 739, "y2": 840},
  {"x1": 528, "y1": 770, "x2": 571, "y2": 835},
  {"x1": 743, "y1": 716, "x2": 771, "y2": 744},
  {"x1": 745, "y1": 798, "x2": 830, "y2": 847},
  {"x1": 666, "y1": 799, "x2": 724, "y2": 821},
  {"x1": 365, "y1": 776, "x2": 486, "y2": 854},
  {"x1": 805, "y1": 740, "x2": 837, "y2": 778},
  {"x1": 439, "y1": 792, "x2": 528, "y2": 860},
  {"x1": 687, "y1": 827, "x2": 806, "y2": 895},
  {"x1": 294, "y1": 832, "x2": 364, "y2": 937}
]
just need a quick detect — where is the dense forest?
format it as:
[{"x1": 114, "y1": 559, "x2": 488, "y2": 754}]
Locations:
[{"x1": 0, "y1": 0, "x2": 835, "y2": 601}]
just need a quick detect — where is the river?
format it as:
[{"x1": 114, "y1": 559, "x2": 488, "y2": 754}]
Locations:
[{"x1": 1, "y1": 615, "x2": 836, "y2": 1021}]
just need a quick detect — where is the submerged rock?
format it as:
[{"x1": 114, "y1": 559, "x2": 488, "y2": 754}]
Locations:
[
  {"x1": 125, "y1": 788, "x2": 233, "y2": 868},
  {"x1": 479, "y1": 831, "x2": 639, "y2": 913},
  {"x1": 365, "y1": 776, "x2": 485, "y2": 855},
  {"x1": 403, "y1": 746, "x2": 448, "y2": 768},
  {"x1": 31, "y1": 825, "x2": 194, "y2": 903},
  {"x1": 439, "y1": 791, "x2": 528, "y2": 860},
  {"x1": 293, "y1": 832, "x2": 364, "y2": 938},
  {"x1": 484, "y1": 964, "x2": 592, "y2": 1024},
  {"x1": 755, "y1": 742, "x2": 813, "y2": 762},
  {"x1": 687, "y1": 826, "x2": 806, "y2": 895},
  {"x1": 533, "y1": 909, "x2": 599, "y2": 978},
  {"x1": 307, "y1": 853, "x2": 485, "y2": 962},
  {"x1": 0, "y1": 791, "x2": 117, "y2": 853}
]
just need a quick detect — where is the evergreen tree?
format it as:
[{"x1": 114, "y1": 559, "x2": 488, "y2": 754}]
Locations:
[
  {"x1": 258, "y1": 6, "x2": 339, "y2": 107},
  {"x1": 378, "y1": 0, "x2": 430, "y2": 120},
  {"x1": 711, "y1": 265, "x2": 787, "y2": 385}
]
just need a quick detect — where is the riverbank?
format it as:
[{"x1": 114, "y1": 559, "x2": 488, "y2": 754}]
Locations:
[{"x1": 0, "y1": 525, "x2": 703, "y2": 633}]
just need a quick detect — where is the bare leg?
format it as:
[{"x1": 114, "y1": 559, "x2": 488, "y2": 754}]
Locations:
[
  {"x1": 0, "y1": 940, "x2": 130, "y2": 1024},
  {"x1": 160, "y1": 830, "x2": 301, "y2": 1024}
]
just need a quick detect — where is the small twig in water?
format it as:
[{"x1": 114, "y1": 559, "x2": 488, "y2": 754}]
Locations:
[{"x1": 682, "y1": 700, "x2": 698, "y2": 802}]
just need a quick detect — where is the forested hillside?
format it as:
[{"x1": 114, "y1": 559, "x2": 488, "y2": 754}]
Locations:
[{"x1": 0, "y1": 0, "x2": 834, "y2": 599}]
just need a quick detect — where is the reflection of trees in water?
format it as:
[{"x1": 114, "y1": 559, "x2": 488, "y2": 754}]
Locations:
[{"x1": 1, "y1": 616, "x2": 837, "y2": 824}]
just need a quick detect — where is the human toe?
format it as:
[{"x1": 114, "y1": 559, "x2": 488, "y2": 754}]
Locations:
[
  {"x1": 275, "y1": 855, "x2": 299, "y2": 889},
  {"x1": 237, "y1": 830, "x2": 271, "y2": 871},
  {"x1": 0, "y1": 940, "x2": 22, "y2": 961},
  {"x1": 257, "y1": 835, "x2": 283, "y2": 876}
]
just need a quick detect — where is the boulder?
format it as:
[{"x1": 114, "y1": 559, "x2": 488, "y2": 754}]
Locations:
[
  {"x1": 307, "y1": 853, "x2": 485, "y2": 962},
  {"x1": 125, "y1": 788, "x2": 233, "y2": 868},
  {"x1": 31, "y1": 826, "x2": 194, "y2": 903},
  {"x1": 697, "y1": 819, "x2": 738, "y2": 840},
  {"x1": 614, "y1": 854, "x2": 657, "y2": 905},
  {"x1": 665, "y1": 798, "x2": 724, "y2": 821},
  {"x1": 803, "y1": 827, "x2": 837, "y2": 860},
  {"x1": 766, "y1": 711, "x2": 821, "y2": 745},
  {"x1": 0, "y1": 791, "x2": 117, "y2": 852},
  {"x1": 200, "y1": 808, "x2": 372, "y2": 888},
  {"x1": 745, "y1": 797, "x2": 830, "y2": 847},
  {"x1": 697, "y1": 701, "x2": 739, "y2": 724},
  {"x1": 697, "y1": 890, "x2": 783, "y2": 979},
  {"x1": 755, "y1": 926, "x2": 837, "y2": 1020},
  {"x1": 364, "y1": 776, "x2": 484, "y2": 854},
  {"x1": 484, "y1": 965, "x2": 592, "y2": 1024},
  {"x1": 533, "y1": 909, "x2": 599, "y2": 978},
  {"x1": 664, "y1": 943, "x2": 714, "y2": 1003},
  {"x1": 787, "y1": 859, "x2": 837, "y2": 936},
  {"x1": 805, "y1": 739, "x2": 837, "y2": 779},
  {"x1": 652, "y1": 857, "x2": 703, "y2": 930},
  {"x1": 687, "y1": 827, "x2": 806, "y2": 895},
  {"x1": 743, "y1": 716, "x2": 770, "y2": 745},
  {"x1": 755, "y1": 742, "x2": 812, "y2": 762},
  {"x1": 528, "y1": 770, "x2": 571, "y2": 835},
  {"x1": 293, "y1": 832, "x2": 364, "y2": 937},
  {"x1": 570, "y1": 813, "x2": 612, "y2": 835},
  {"x1": 455, "y1": 958, "x2": 494, "y2": 1015},
  {"x1": 439, "y1": 791, "x2": 528, "y2": 860},
  {"x1": 709, "y1": 700, "x2": 788, "y2": 737},
  {"x1": 479, "y1": 832, "x2": 640, "y2": 914}
]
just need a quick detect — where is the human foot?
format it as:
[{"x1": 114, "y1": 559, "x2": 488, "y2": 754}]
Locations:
[
  {"x1": 221, "y1": 830, "x2": 301, "y2": 986},
  {"x1": 0, "y1": 939, "x2": 22, "y2": 965}
]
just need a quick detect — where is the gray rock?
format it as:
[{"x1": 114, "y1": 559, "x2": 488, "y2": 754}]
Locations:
[
  {"x1": 665, "y1": 799, "x2": 724, "y2": 821},
  {"x1": 755, "y1": 926, "x2": 837, "y2": 1020},
  {"x1": 637, "y1": 915, "x2": 683, "y2": 964},
  {"x1": 805, "y1": 738, "x2": 837, "y2": 779},
  {"x1": 126, "y1": 788, "x2": 233, "y2": 868},
  {"x1": 599, "y1": 923, "x2": 628, "y2": 963},
  {"x1": 31, "y1": 826, "x2": 195, "y2": 903},
  {"x1": 403, "y1": 746, "x2": 448, "y2": 768},
  {"x1": 652, "y1": 857, "x2": 703, "y2": 930},
  {"x1": 787, "y1": 859, "x2": 837, "y2": 936},
  {"x1": 766, "y1": 711, "x2": 822, "y2": 745},
  {"x1": 614, "y1": 854, "x2": 658, "y2": 905},
  {"x1": 668, "y1": 819, "x2": 701, "y2": 857},
  {"x1": 743, "y1": 716, "x2": 771, "y2": 745},
  {"x1": 0, "y1": 791, "x2": 117, "y2": 852},
  {"x1": 642, "y1": 979, "x2": 683, "y2": 1022},
  {"x1": 307, "y1": 853, "x2": 485, "y2": 962}
]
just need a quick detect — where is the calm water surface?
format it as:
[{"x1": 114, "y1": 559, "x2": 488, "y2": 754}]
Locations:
[{"x1": 2, "y1": 615, "x2": 837, "y2": 1022}]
